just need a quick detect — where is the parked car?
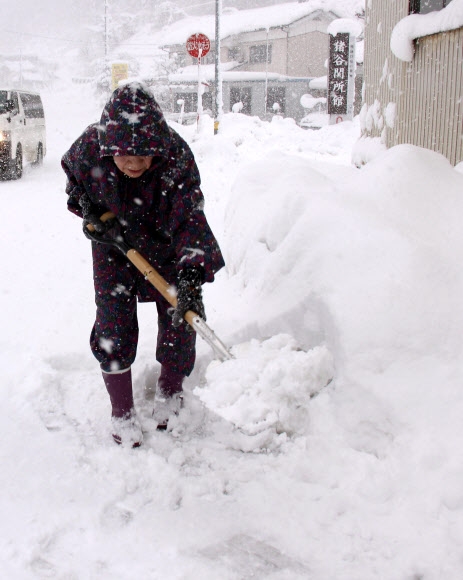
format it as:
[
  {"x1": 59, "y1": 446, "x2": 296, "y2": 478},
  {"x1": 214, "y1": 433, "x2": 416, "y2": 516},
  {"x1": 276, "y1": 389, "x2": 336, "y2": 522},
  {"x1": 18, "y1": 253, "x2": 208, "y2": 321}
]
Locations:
[
  {"x1": 299, "y1": 93, "x2": 328, "y2": 130},
  {"x1": 0, "y1": 89, "x2": 46, "y2": 179}
]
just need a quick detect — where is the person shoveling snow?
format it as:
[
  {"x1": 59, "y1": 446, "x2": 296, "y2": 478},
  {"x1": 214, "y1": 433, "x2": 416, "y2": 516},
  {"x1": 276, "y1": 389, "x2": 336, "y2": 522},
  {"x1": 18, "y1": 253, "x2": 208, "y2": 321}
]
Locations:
[
  {"x1": 61, "y1": 82, "x2": 224, "y2": 446},
  {"x1": 61, "y1": 80, "x2": 332, "y2": 450}
]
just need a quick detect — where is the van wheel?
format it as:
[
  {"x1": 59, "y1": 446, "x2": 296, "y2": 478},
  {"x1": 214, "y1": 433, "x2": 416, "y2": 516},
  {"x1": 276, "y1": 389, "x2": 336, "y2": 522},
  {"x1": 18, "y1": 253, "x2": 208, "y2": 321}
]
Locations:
[
  {"x1": 10, "y1": 144, "x2": 23, "y2": 180},
  {"x1": 33, "y1": 143, "x2": 43, "y2": 166}
]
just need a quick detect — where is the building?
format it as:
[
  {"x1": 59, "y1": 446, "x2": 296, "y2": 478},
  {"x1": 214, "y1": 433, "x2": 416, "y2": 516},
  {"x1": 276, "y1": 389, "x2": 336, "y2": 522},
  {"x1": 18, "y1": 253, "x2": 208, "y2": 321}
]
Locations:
[
  {"x1": 166, "y1": 66, "x2": 328, "y2": 125},
  {"x1": 359, "y1": 0, "x2": 462, "y2": 166},
  {"x1": 158, "y1": 3, "x2": 363, "y2": 124},
  {"x1": 0, "y1": 55, "x2": 57, "y2": 90}
]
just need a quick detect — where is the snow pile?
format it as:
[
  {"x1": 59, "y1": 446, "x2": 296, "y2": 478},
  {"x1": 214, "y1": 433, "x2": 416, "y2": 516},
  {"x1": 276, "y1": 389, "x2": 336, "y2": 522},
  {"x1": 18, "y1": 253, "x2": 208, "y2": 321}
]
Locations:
[
  {"x1": 327, "y1": 17, "x2": 363, "y2": 37},
  {"x1": 391, "y1": 0, "x2": 463, "y2": 62},
  {"x1": 214, "y1": 132, "x2": 463, "y2": 372},
  {"x1": 197, "y1": 335, "x2": 334, "y2": 438}
]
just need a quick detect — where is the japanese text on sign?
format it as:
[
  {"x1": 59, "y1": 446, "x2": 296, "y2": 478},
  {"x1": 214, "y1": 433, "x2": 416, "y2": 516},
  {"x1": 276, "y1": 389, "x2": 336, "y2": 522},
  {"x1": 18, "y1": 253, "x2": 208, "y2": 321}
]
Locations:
[
  {"x1": 111, "y1": 62, "x2": 128, "y2": 91},
  {"x1": 186, "y1": 33, "x2": 211, "y2": 59},
  {"x1": 328, "y1": 33, "x2": 354, "y2": 116}
]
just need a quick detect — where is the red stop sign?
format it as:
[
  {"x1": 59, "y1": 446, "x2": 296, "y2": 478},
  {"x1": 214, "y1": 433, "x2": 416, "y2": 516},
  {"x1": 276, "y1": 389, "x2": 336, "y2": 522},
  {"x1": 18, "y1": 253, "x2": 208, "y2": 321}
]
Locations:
[{"x1": 186, "y1": 33, "x2": 211, "y2": 58}]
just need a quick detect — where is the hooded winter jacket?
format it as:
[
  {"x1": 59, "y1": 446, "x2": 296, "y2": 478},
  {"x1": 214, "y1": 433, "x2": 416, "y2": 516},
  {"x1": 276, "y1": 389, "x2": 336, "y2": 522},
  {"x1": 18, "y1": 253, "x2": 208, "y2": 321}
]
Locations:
[{"x1": 62, "y1": 82, "x2": 224, "y2": 301}]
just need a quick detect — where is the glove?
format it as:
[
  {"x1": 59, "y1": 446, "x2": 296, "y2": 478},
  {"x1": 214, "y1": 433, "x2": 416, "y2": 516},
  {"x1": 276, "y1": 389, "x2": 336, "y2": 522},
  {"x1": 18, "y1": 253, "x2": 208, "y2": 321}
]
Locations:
[
  {"x1": 79, "y1": 194, "x2": 111, "y2": 238},
  {"x1": 83, "y1": 213, "x2": 109, "y2": 235},
  {"x1": 172, "y1": 268, "x2": 206, "y2": 328}
]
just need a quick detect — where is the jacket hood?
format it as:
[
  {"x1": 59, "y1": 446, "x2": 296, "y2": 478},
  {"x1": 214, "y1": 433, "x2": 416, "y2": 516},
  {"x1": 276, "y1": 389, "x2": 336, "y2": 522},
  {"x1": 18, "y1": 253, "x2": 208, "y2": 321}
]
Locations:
[{"x1": 98, "y1": 82, "x2": 171, "y2": 157}]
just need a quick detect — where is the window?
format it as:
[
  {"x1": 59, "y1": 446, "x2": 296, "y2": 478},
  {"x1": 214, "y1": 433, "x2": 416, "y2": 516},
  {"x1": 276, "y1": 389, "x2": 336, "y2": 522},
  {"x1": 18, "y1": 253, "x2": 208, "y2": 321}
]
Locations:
[
  {"x1": 19, "y1": 93, "x2": 44, "y2": 119},
  {"x1": 0, "y1": 91, "x2": 8, "y2": 114},
  {"x1": 11, "y1": 92, "x2": 20, "y2": 115},
  {"x1": 228, "y1": 47, "x2": 241, "y2": 61},
  {"x1": 409, "y1": 0, "x2": 453, "y2": 13},
  {"x1": 249, "y1": 44, "x2": 272, "y2": 64},
  {"x1": 230, "y1": 87, "x2": 252, "y2": 115},
  {"x1": 174, "y1": 92, "x2": 212, "y2": 114},
  {"x1": 175, "y1": 93, "x2": 197, "y2": 113},
  {"x1": 266, "y1": 87, "x2": 286, "y2": 115}
]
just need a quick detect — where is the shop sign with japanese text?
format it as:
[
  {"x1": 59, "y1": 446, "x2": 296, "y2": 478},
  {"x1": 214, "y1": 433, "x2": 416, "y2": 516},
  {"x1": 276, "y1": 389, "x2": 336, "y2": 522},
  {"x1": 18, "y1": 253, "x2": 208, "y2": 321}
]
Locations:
[{"x1": 328, "y1": 33, "x2": 355, "y2": 120}]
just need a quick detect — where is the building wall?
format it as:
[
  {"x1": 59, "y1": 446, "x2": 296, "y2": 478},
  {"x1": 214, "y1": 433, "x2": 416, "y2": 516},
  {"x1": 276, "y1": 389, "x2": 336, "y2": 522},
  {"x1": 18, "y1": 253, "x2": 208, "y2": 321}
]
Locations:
[
  {"x1": 220, "y1": 16, "x2": 332, "y2": 77},
  {"x1": 287, "y1": 31, "x2": 328, "y2": 77},
  {"x1": 221, "y1": 30, "x2": 289, "y2": 74},
  {"x1": 363, "y1": 0, "x2": 463, "y2": 165},
  {"x1": 362, "y1": 1, "x2": 408, "y2": 146},
  {"x1": 398, "y1": 30, "x2": 463, "y2": 166}
]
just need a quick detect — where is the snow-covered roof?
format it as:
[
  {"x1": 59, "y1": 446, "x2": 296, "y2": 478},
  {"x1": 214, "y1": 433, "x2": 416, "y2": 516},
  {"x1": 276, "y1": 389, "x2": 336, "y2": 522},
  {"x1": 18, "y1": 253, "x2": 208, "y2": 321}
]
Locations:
[
  {"x1": 391, "y1": 0, "x2": 463, "y2": 62},
  {"x1": 148, "y1": 0, "x2": 364, "y2": 46},
  {"x1": 169, "y1": 66, "x2": 310, "y2": 84}
]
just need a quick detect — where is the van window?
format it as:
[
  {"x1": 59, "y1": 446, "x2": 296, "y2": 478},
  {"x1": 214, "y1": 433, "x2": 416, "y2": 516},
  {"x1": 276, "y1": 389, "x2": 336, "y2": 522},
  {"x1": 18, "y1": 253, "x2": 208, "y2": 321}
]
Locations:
[
  {"x1": 0, "y1": 91, "x2": 18, "y2": 115},
  {"x1": 0, "y1": 91, "x2": 8, "y2": 114},
  {"x1": 11, "y1": 92, "x2": 20, "y2": 115},
  {"x1": 19, "y1": 93, "x2": 44, "y2": 119}
]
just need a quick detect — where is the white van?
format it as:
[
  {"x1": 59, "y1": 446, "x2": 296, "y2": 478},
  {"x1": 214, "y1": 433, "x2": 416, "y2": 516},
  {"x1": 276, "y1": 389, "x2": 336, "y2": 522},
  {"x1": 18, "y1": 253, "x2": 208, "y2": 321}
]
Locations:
[{"x1": 0, "y1": 89, "x2": 46, "y2": 179}]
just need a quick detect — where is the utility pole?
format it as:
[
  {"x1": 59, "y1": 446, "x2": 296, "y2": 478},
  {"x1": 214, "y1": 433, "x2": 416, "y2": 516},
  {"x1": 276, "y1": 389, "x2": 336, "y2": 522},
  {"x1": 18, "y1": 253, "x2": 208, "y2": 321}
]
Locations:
[
  {"x1": 264, "y1": 28, "x2": 269, "y2": 117},
  {"x1": 214, "y1": 0, "x2": 222, "y2": 135},
  {"x1": 104, "y1": 0, "x2": 108, "y2": 62}
]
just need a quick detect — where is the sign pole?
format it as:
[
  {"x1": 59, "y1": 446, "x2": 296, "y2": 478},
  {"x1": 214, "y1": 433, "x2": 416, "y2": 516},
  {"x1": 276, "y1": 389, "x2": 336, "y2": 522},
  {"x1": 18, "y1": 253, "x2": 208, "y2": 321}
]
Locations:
[
  {"x1": 197, "y1": 48, "x2": 203, "y2": 131},
  {"x1": 185, "y1": 33, "x2": 211, "y2": 132}
]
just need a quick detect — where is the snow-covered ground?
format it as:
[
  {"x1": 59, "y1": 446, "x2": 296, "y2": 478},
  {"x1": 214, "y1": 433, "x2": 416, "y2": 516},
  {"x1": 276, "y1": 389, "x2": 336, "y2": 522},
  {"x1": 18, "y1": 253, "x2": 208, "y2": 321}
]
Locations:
[{"x1": 2, "y1": 78, "x2": 463, "y2": 579}]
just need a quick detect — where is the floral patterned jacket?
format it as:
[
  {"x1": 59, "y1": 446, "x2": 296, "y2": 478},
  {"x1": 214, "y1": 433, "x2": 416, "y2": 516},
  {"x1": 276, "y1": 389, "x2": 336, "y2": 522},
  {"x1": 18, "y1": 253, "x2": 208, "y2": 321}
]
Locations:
[{"x1": 61, "y1": 83, "x2": 224, "y2": 301}]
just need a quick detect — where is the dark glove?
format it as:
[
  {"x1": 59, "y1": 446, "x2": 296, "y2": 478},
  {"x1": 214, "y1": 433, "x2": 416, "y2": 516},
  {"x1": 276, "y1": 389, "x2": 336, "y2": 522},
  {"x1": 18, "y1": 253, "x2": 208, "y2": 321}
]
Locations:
[
  {"x1": 79, "y1": 194, "x2": 111, "y2": 239},
  {"x1": 172, "y1": 268, "x2": 206, "y2": 328}
]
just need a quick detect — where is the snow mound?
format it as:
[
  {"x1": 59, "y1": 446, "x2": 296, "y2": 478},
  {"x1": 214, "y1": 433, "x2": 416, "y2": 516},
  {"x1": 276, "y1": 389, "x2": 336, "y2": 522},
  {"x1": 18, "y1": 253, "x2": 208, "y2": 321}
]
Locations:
[{"x1": 195, "y1": 334, "x2": 334, "y2": 437}]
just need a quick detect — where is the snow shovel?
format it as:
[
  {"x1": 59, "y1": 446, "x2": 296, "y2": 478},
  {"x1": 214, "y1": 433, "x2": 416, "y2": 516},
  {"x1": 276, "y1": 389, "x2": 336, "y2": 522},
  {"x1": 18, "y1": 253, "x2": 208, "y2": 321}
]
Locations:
[{"x1": 86, "y1": 211, "x2": 233, "y2": 362}]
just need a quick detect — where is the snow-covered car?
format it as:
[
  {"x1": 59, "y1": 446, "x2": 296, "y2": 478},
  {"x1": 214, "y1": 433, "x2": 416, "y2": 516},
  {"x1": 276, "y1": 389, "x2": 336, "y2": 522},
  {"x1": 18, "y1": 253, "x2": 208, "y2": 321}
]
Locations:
[{"x1": 299, "y1": 93, "x2": 328, "y2": 130}]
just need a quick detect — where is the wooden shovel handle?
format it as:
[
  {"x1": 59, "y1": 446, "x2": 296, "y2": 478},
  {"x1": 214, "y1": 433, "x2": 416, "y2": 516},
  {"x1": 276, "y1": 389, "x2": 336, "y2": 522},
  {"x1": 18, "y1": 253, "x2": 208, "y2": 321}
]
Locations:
[
  {"x1": 126, "y1": 248, "x2": 201, "y2": 327},
  {"x1": 126, "y1": 248, "x2": 179, "y2": 309},
  {"x1": 86, "y1": 211, "x2": 197, "y2": 323},
  {"x1": 85, "y1": 211, "x2": 116, "y2": 232}
]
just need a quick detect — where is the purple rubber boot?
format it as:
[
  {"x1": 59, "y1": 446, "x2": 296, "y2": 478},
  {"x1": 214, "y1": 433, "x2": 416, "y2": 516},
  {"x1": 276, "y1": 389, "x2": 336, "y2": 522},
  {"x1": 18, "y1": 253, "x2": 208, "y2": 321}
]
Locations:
[
  {"x1": 153, "y1": 366, "x2": 185, "y2": 430},
  {"x1": 102, "y1": 367, "x2": 143, "y2": 447}
]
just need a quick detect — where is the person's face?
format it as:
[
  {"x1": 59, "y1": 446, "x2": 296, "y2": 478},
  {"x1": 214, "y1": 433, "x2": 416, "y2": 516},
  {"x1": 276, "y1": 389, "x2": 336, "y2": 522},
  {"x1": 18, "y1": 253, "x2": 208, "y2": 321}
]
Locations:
[{"x1": 113, "y1": 155, "x2": 153, "y2": 178}]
